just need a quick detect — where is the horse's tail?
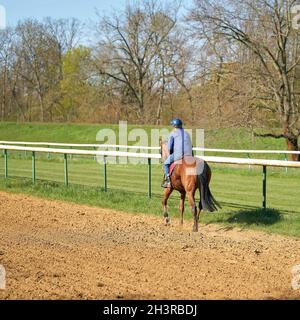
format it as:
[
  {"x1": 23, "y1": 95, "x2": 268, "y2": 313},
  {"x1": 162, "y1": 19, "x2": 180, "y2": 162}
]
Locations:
[{"x1": 198, "y1": 162, "x2": 221, "y2": 212}]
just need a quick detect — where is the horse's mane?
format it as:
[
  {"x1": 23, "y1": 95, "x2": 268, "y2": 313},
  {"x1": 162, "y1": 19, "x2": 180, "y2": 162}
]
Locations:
[{"x1": 160, "y1": 140, "x2": 169, "y2": 161}]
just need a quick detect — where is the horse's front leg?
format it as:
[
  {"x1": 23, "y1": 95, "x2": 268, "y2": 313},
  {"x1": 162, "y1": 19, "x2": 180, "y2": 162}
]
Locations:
[
  {"x1": 187, "y1": 191, "x2": 198, "y2": 232},
  {"x1": 162, "y1": 187, "x2": 173, "y2": 226},
  {"x1": 179, "y1": 192, "x2": 186, "y2": 226}
]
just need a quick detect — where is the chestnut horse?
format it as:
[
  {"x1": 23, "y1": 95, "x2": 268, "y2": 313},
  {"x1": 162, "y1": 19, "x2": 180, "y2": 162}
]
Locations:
[{"x1": 161, "y1": 142, "x2": 220, "y2": 232}]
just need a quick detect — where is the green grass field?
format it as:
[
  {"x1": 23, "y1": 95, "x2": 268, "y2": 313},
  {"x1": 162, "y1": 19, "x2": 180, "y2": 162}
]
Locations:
[
  {"x1": 0, "y1": 122, "x2": 299, "y2": 238},
  {"x1": 0, "y1": 122, "x2": 290, "y2": 158}
]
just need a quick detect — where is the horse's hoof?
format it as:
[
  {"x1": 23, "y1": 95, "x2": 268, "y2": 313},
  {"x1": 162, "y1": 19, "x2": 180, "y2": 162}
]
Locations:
[{"x1": 164, "y1": 217, "x2": 171, "y2": 226}]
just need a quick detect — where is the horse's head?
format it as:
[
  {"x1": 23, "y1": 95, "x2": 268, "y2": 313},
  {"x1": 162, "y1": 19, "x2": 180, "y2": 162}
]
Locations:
[{"x1": 160, "y1": 139, "x2": 169, "y2": 163}]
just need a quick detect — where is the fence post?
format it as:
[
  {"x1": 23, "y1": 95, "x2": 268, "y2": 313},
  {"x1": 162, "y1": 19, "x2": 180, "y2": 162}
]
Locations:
[
  {"x1": 64, "y1": 154, "x2": 69, "y2": 186},
  {"x1": 4, "y1": 149, "x2": 8, "y2": 179},
  {"x1": 285, "y1": 153, "x2": 288, "y2": 173},
  {"x1": 94, "y1": 147, "x2": 97, "y2": 161},
  {"x1": 104, "y1": 156, "x2": 107, "y2": 192},
  {"x1": 262, "y1": 165, "x2": 267, "y2": 209},
  {"x1": 247, "y1": 153, "x2": 251, "y2": 171},
  {"x1": 148, "y1": 158, "x2": 152, "y2": 198},
  {"x1": 32, "y1": 151, "x2": 36, "y2": 184}
]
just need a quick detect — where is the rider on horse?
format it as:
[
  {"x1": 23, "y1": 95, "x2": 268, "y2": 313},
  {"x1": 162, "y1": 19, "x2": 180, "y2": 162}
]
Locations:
[{"x1": 162, "y1": 118, "x2": 193, "y2": 188}]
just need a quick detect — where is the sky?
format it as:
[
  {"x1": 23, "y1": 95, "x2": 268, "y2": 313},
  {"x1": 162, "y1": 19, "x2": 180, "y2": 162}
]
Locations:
[
  {"x1": 1, "y1": 0, "x2": 129, "y2": 26},
  {"x1": 1, "y1": 0, "x2": 194, "y2": 27}
]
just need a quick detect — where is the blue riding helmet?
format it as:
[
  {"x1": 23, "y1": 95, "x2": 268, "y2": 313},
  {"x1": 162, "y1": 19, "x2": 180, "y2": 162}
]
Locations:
[{"x1": 170, "y1": 118, "x2": 183, "y2": 128}]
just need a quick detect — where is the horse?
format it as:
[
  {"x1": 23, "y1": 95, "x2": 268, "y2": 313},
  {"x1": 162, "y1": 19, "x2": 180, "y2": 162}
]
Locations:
[{"x1": 160, "y1": 141, "x2": 220, "y2": 232}]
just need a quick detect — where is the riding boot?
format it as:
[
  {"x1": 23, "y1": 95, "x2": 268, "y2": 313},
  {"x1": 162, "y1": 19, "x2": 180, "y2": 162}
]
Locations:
[{"x1": 161, "y1": 176, "x2": 171, "y2": 188}]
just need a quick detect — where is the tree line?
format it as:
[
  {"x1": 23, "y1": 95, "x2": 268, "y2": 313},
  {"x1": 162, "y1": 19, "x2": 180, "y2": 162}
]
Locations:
[{"x1": 0, "y1": 0, "x2": 300, "y2": 158}]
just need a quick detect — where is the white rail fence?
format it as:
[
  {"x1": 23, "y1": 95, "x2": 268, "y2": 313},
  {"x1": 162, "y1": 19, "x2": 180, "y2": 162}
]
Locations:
[
  {"x1": 1, "y1": 140, "x2": 300, "y2": 154},
  {"x1": 1, "y1": 143, "x2": 300, "y2": 208}
]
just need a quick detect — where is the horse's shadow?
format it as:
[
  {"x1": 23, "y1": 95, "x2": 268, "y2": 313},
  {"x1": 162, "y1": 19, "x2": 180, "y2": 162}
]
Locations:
[{"x1": 225, "y1": 208, "x2": 282, "y2": 226}]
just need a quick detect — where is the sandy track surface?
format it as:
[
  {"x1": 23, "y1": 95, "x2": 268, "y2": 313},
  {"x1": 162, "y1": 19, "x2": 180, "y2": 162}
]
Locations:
[{"x1": 0, "y1": 191, "x2": 300, "y2": 300}]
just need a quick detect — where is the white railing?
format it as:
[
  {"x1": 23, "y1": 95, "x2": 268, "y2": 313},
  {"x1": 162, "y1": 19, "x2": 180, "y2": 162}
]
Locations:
[
  {"x1": 1, "y1": 144, "x2": 300, "y2": 208},
  {"x1": 193, "y1": 147, "x2": 300, "y2": 155},
  {"x1": 1, "y1": 140, "x2": 300, "y2": 155},
  {"x1": 0, "y1": 144, "x2": 161, "y2": 159},
  {"x1": 0, "y1": 141, "x2": 159, "y2": 150},
  {"x1": 200, "y1": 156, "x2": 300, "y2": 168},
  {"x1": 1, "y1": 144, "x2": 300, "y2": 167}
]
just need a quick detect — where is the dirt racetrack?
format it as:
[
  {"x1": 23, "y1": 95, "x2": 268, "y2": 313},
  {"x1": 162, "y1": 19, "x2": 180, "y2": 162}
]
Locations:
[{"x1": 0, "y1": 191, "x2": 300, "y2": 300}]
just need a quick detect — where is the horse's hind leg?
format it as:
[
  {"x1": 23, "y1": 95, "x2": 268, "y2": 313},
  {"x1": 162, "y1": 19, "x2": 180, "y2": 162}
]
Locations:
[
  {"x1": 187, "y1": 191, "x2": 198, "y2": 232},
  {"x1": 179, "y1": 192, "x2": 186, "y2": 226},
  {"x1": 162, "y1": 188, "x2": 173, "y2": 226},
  {"x1": 198, "y1": 200, "x2": 203, "y2": 222}
]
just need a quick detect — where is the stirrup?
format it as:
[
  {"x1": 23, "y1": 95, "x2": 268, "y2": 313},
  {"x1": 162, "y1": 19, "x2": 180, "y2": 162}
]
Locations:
[{"x1": 161, "y1": 177, "x2": 171, "y2": 188}]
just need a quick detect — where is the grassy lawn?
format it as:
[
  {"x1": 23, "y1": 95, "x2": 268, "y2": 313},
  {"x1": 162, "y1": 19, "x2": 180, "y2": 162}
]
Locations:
[
  {"x1": 0, "y1": 122, "x2": 291, "y2": 159},
  {"x1": 0, "y1": 122, "x2": 299, "y2": 238}
]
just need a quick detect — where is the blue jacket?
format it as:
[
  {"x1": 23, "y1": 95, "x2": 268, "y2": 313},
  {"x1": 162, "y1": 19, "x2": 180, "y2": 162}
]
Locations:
[{"x1": 167, "y1": 129, "x2": 193, "y2": 161}]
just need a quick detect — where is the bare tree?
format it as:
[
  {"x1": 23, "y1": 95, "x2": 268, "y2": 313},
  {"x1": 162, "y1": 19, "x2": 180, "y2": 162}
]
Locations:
[
  {"x1": 190, "y1": 0, "x2": 300, "y2": 159},
  {"x1": 12, "y1": 19, "x2": 82, "y2": 122},
  {"x1": 15, "y1": 20, "x2": 60, "y2": 121},
  {"x1": 94, "y1": 0, "x2": 180, "y2": 121},
  {"x1": 0, "y1": 28, "x2": 15, "y2": 121}
]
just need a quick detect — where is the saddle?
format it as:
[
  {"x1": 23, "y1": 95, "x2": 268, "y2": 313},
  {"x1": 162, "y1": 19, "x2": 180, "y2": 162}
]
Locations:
[{"x1": 169, "y1": 156, "x2": 198, "y2": 176}]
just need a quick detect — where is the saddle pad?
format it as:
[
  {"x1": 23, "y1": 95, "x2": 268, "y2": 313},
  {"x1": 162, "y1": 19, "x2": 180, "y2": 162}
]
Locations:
[{"x1": 169, "y1": 160, "x2": 181, "y2": 176}]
